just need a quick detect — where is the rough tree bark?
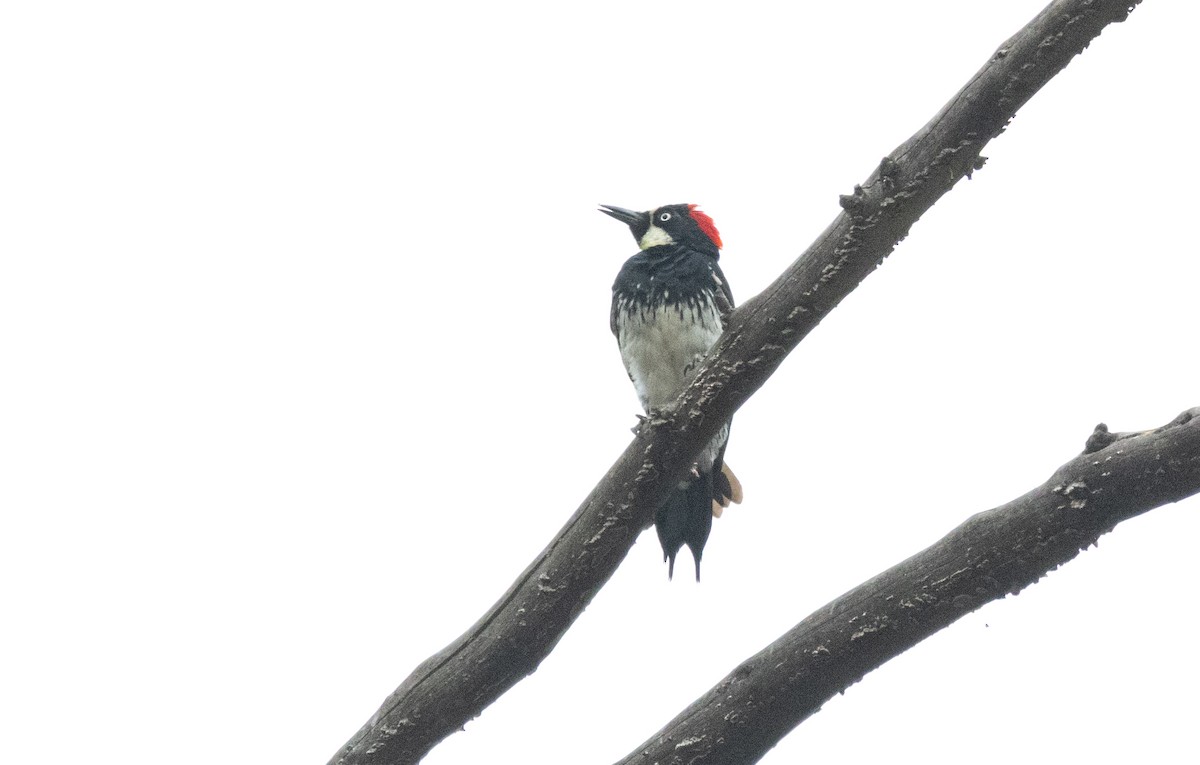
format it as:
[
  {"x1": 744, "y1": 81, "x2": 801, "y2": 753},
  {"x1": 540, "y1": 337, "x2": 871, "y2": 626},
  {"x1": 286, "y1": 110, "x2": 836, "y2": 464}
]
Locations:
[
  {"x1": 328, "y1": 1, "x2": 1152, "y2": 763},
  {"x1": 617, "y1": 410, "x2": 1200, "y2": 764}
]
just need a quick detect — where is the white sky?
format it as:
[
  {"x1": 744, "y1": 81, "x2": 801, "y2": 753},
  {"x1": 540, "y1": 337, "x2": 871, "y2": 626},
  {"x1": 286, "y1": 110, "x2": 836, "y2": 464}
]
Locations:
[{"x1": 3, "y1": 2, "x2": 1198, "y2": 763}]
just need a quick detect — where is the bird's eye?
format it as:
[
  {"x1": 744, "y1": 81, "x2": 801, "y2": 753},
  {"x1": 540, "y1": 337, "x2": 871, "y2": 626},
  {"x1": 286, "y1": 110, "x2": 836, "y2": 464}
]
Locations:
[{"x1": 659, "y1": 212, "x2": 672, "y2": 222}]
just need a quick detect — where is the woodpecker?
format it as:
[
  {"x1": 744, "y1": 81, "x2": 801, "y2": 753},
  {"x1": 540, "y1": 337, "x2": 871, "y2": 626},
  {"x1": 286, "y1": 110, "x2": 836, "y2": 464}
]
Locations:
[{"x1": 600, "y1": 203, "x2": 743, "y2": 580}]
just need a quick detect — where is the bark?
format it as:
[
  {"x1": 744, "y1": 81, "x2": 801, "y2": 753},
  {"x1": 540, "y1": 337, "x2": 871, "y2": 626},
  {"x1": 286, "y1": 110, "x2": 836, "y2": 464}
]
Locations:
[
  {"x1": 327, "y1": 1, "x2": 1145, "y2": 763},
  {"x1": 617, "y1": 409, "x2": 1200, "y2": 764}
]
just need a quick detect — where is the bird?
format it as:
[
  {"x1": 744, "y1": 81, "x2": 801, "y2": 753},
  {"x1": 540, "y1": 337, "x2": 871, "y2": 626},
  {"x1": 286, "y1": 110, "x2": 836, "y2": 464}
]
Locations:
[{"x1": 600, "y1": 203, "x2": 743, "y2": 580}]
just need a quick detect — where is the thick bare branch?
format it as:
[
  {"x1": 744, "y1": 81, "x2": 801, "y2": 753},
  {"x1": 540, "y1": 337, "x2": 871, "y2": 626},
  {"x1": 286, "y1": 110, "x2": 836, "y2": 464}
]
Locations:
[
  {"x1": 617, "y1": 409, "x2": 1200, "y2": 764},
  {"x1": 328, "y1": 1, "x2": 1143, "y2": 763}
]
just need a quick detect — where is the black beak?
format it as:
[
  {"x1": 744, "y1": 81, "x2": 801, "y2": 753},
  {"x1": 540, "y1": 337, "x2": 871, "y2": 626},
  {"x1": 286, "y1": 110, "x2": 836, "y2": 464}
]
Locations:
[{"x1": 598, "y1": 204, "x2": 644, "y2": 226}]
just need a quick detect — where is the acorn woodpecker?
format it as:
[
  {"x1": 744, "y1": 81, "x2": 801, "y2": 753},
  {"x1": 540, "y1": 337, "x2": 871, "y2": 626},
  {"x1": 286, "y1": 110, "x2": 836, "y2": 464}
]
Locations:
[{"x1": 600, "y1": 203, "x2": 743, "y2": 580}]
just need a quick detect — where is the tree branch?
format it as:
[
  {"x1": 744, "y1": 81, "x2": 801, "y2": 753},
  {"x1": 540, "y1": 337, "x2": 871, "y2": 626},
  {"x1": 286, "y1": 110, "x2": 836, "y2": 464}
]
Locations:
[
  {"x1": 327, "y1": 1, "x2": 1144, "y2": 763},
  {"x1": 617, "y1": 408, "x2": 1200, "y2": 764}
]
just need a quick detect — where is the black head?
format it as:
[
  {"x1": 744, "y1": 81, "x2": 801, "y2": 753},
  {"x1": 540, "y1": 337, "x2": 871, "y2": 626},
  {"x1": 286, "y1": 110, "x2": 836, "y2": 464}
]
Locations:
[{"x1": 599, "y1": 203, "x2": 723, "y2": 254}]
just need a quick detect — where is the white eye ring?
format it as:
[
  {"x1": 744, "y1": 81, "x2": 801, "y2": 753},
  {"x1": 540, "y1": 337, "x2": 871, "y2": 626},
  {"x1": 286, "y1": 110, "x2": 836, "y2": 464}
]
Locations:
[{"x1": 659, "y1": 212, "x2": 672, "y2": 222}]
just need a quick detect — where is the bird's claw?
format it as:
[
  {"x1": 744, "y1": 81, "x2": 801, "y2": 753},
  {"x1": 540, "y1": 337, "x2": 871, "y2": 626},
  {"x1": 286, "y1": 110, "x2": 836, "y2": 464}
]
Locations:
[
  {"x1": 631, "y1": 413, "x2": 648, "y2": 436},
  {"x1": 631, "y1": 409, "x2": 672, "y2": 436}
]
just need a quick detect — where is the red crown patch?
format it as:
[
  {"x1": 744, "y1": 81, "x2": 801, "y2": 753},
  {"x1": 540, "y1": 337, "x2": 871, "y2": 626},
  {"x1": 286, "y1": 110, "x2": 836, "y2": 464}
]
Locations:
[{"x1": 687, "y1": 204, "x2": 723, "y2": 250}]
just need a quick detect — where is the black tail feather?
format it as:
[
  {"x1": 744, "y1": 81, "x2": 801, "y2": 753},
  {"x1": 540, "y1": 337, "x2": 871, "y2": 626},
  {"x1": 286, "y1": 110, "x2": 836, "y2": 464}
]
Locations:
[{"x1": 655, "y1": 473, "x2": 714, "y2": 581}]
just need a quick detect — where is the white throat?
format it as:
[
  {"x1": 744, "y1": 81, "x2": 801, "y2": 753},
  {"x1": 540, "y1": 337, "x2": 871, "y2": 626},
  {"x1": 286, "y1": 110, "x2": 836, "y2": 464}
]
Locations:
[{"x1": 639, "y1": 224, "x2": 675, "y2": 250}]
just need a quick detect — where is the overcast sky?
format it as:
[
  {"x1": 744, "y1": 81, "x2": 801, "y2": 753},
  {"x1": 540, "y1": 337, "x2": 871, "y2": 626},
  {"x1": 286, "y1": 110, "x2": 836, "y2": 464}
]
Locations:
[{"x1": 3, "y1": 2, "x2": 1197, "y2": 763}]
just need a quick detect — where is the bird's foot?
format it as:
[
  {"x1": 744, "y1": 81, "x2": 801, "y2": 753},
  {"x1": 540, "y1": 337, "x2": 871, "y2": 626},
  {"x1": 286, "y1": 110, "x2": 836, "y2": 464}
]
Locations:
[
  {"x1": 631, "y1": 409, "x2": 670, "y2": 436},
  {"x1": 628, "y1": 410, "x2": 676, "y2": 434},
  {"x1": 683, "y1": 351, "x2": 707, "y2": 377},
  {"x1": 631, "y1": 413, "x2": 648, "y2": 436}
]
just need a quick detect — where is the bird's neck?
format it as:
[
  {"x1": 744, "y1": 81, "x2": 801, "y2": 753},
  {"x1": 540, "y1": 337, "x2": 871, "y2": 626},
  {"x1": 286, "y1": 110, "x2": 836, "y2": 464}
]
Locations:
[{"x1": 617, "y1": 247, "x2": 717, "y2": 308}]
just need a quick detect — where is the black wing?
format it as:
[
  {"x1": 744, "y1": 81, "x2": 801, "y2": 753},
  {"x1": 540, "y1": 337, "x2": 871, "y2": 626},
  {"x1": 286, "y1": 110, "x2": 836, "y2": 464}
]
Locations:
[{"x1": 711, "y1": 265, "x2": 735, "y2": 323}]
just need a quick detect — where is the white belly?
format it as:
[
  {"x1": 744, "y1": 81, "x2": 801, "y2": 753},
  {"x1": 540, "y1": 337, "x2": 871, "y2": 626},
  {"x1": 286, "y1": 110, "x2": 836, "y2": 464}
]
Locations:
[{"x1": 616, "y1": 295, "x2": 723, "y2": 412}]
